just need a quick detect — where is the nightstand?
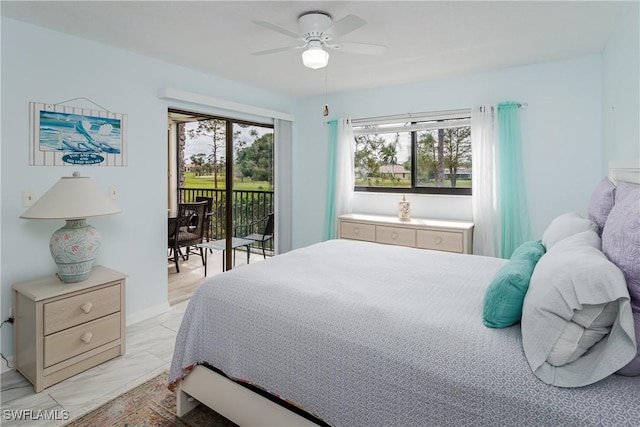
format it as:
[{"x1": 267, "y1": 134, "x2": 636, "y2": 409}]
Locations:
[{"x1": 12, "y1": 266, "x2": 126, "y2": 392}]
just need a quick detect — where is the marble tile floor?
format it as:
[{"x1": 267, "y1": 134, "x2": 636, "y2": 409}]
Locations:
[
  {"x1": 168, "y1": 245, "x2": 269, "y2": 305},
  {"x1": 0, "y1": 299, "x2": 190, "y2": 427}
]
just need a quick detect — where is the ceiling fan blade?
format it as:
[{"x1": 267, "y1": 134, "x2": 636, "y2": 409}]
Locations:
[
  {"x1": 251, "y1": 45, "x2": 305, "y2": 56},
  {"x1": 253, "y1": 20, "x2": 301, "y2": 40},
  {"x1": 329, "y1": 42, "x2": 386, "y2": 56},
  {"x1": 323, "y1": 14, "x2": 366, "y2": 40}
]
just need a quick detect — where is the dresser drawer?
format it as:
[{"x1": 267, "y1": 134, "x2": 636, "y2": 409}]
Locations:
[
  {"x1": 417, "y1": 229, "x2": 463, "y2": 253},
  {"x1": 44, "y1": 312, "x2": 121, "y2": 368},
  {"x1": 376, "y1": 226, "x2": 416, "y2": 247},
  {"x1": 340, "y1": 221, "x2": 376, "y2": 242},
  {"x1": 338, "y1": 214, "x2": 473, "y2": 254},
  {"x1": 44, "y1": 284, "x2": 121, "y2": 335}
]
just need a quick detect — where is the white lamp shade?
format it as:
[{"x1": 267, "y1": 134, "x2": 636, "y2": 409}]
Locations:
[
  {"x1": 302, "y1": 47, "x2": 329, "y2": 69},
  {"x1": 21, "y1": 172, "x2": 121, "y2": 220},
  {"x1": 20, "y1": 172, "x2": 121, "y2": 282}
]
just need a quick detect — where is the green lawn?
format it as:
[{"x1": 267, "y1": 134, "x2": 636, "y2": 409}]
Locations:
[{"x1": 183, "y1": 172, "x2": 272, "y2": 191}]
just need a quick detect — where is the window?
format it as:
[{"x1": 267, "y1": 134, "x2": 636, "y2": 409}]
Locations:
[{"x1": 353, "y1": 109, "x2": 472, "y2": 195}]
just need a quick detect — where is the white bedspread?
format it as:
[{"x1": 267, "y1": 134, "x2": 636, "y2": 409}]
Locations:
[{"x1": 169, "y1": 239, "x2": 640, "y2": 426}]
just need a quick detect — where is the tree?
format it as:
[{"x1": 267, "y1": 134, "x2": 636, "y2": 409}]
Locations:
[
  {"x1": 415, "y1": 132, "x2": 437, "y2": 184},
  {"x1": 442, "y1": 127, "x2": 471, "y2": 187},
  {"x1": 437, "y1": 128, "x2": 445, "y2": 187},
  {"x1": 416, "y1": 126, "x2": 471, "y2": 187},
  {"x1": 380, "y1": 136, "x2": 399, "y2": 180},
  {"x1": 187, "y1": 120, "x2": 226, "y2": 188},
  {"x1": 189, "y1": 153, "x2": 207, "y2": 176},
  {"x1": 235, "y1": 133, "x2": 274, "y2": 187},
  {"x1": 354, "y1": 134, "x2": 385, "y2": 180}
]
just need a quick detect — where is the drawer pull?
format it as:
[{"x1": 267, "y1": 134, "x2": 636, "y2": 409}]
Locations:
[
  {"x1": 391, "y1": 232, "x2": 398, "y2": 240},
  {"x1": 354, "y1": 228, "x2": 360, "y2": 235},
  {"x1": 435, "y1": 237, "x2": 443, "y2": 245},
  {"x1": 80, "y1": 302, "x2": 93, "y2": 314},
  {"x1": 81, "y1": 332, "x2": 93, "y2": 344}
]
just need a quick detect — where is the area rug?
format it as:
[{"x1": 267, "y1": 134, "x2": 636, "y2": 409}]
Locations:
[{"x1": 64, "y1": 371, "x2": 237, "y2": 427}]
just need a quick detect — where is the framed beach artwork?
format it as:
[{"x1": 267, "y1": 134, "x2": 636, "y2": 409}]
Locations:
[{"x1": 29, "y1": 101, "x2": 128, "y2": 166}]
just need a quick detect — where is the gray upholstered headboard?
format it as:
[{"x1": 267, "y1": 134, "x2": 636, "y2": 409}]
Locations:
[{"x1": 608, "y1": 159, "x2": 640, "y2": 185}]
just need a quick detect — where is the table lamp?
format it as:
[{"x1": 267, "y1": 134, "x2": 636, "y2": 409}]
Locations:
[{"x1": 20, "y1": 171, "x2": 122, "y2": 283}]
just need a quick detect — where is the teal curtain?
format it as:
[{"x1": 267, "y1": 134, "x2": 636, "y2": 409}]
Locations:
[
  {"x1": 497, "y1": 102, "x2": 531, "y2": 258},
  {"x1": 323, "y1": 120, "x2": 338, "y2": 240}
]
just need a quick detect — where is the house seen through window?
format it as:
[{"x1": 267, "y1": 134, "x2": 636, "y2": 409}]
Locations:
[{"x1": 353, "y1": 109, "x2": 472, "y2": 195}]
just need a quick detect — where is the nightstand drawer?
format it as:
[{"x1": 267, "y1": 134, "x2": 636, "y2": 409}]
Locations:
[
  {"x1": 417, "y1": 229, "x2": 463, "y2": 253},
  {"x1": 376, "y1": 226, "x2": 416, "y2": 246},
  {"x1": 44, "y1": 284, "x2": 121, "y2": 335},
  {"x1": 340, "y1": 221, "x2": 376, "y2": 242},
  {"x1": 44, "y1": 312, "x2": 121, "y2": 368}
]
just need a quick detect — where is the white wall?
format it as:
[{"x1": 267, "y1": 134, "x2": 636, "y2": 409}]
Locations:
[
  {"x1": 602, "y1": 1, "x2": 640, "y2": 170},
  {"x1": 0, "y1": 18, "x2": 295, "y2": 358},
  {"x1": 293, "y1": 55, "x2": 604, "y2": 249}
]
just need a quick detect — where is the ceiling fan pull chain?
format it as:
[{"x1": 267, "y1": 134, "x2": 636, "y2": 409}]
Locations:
[{"x1": 323, "y1": 67, "x2": 329, "y2": 117}]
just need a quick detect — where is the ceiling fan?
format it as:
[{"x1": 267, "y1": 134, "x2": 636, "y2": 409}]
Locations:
[{"x1": 252, "y1": 11, "x2": 386, "y2": 69}]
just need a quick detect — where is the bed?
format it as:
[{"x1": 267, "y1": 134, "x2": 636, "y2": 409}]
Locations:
[{"x1": 169, "y1": 161, "x2": 640, "y2": 426}]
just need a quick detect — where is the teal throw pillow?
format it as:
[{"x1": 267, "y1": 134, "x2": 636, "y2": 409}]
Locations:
[{"x1": 483, "y1": 240, "x2": 546, "y2": 328}]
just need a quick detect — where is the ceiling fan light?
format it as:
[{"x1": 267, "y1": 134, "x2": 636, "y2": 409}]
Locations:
[{"x1": 302, "y1": 47, "x2": 329, "y2": 69}]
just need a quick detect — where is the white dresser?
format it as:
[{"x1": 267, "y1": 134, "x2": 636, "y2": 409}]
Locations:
[
  {"x1": 339, "y1": 213, "x2": 474, "y2": 254},
  {"x1": 13, "y1": 266, "x2": 126, "y2": 392}
]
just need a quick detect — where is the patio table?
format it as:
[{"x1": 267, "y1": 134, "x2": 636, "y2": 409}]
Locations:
[{"x1": 198, "y1": 237, "x2": 254, "y2": 276}]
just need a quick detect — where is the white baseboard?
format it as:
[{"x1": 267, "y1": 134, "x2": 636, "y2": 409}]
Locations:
[{"x1": 126, "y1": 302, "x2": 171, "y2": 326}]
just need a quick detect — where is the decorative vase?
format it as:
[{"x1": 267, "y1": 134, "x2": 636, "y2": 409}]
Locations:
[
  {"x1": 49, "y1": 219, "x2": 101, "y2": 283},
  {"x1": 398, "y1": 194, "x2": 411, "y2": 221}
]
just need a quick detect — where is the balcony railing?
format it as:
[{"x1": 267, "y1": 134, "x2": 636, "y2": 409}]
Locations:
[{"x1": 178, "y1": 187, "x2": 274, "y2": 252}]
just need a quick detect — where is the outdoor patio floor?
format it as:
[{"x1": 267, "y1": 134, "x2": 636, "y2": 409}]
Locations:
[{"x1": 168, "y1": 245, "x2": 268, "y2": 305}]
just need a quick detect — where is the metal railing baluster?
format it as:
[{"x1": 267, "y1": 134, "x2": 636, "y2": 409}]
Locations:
[{"x1": 177, "y1": 188, "x2": 274, "y2": 252}]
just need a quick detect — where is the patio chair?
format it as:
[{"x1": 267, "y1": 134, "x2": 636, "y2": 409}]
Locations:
[
  {"x1": 168, "y1": 201, "x2": 207, "y2": 273},
  {"x1": 235, "y1": 212, "x2": 274, "y2": 259},
  {"x1": 195, "y1": 196, "x2": 214, "y2": 244}
]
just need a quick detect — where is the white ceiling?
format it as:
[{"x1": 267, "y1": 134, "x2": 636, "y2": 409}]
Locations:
[{"x1": 1, "y1": 1, "x2": 622, "y2": 98}]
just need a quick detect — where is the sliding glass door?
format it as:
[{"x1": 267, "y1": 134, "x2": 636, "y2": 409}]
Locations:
[
  {"x1": 231, "y1": 123, "x2": 275, "y2": 263},
  {"x1": 168, "y1": 109, "x2": 274, "y2": 275}
]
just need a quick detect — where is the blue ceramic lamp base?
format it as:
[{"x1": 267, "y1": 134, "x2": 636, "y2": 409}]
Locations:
[{"x1": 49, "y1": 219, "x2": 101, "y2": 283}]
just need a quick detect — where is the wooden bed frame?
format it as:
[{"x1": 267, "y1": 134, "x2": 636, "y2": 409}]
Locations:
[
  {"x1": 175, "y1": 158, "x2": 640, "y2": 426},
  {"x1": 176, "y1": 365, "x2": 318, "y2": 426}
]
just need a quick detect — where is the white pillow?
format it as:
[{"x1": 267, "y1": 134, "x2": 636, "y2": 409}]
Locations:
[
  {"x1": 541, "y1": 212, "x2": 597, "y2": 250},
  {"x1": 521, "y1": 230, "x2": 637, "y2": 387},
  {"x1": 547, "y1": 302, "x2": 618, "y2": 366}
]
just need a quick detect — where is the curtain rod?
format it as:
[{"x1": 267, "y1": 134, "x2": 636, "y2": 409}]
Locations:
[
  {"x1": 324, "y1": 103, "x2": 527, "y2": 125},
  {"x1": 325, "y1": 108, "x2": 471, "y2": 125},
  {"x1": 351, "y1": 108, "x2": 471, "y2": 125},
  {"x1": 495, "y1": 102, "x2": 528, "y2": 109},
  {"x1": 480, "y1": 102, "x2": 528, "y2": 113}
]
